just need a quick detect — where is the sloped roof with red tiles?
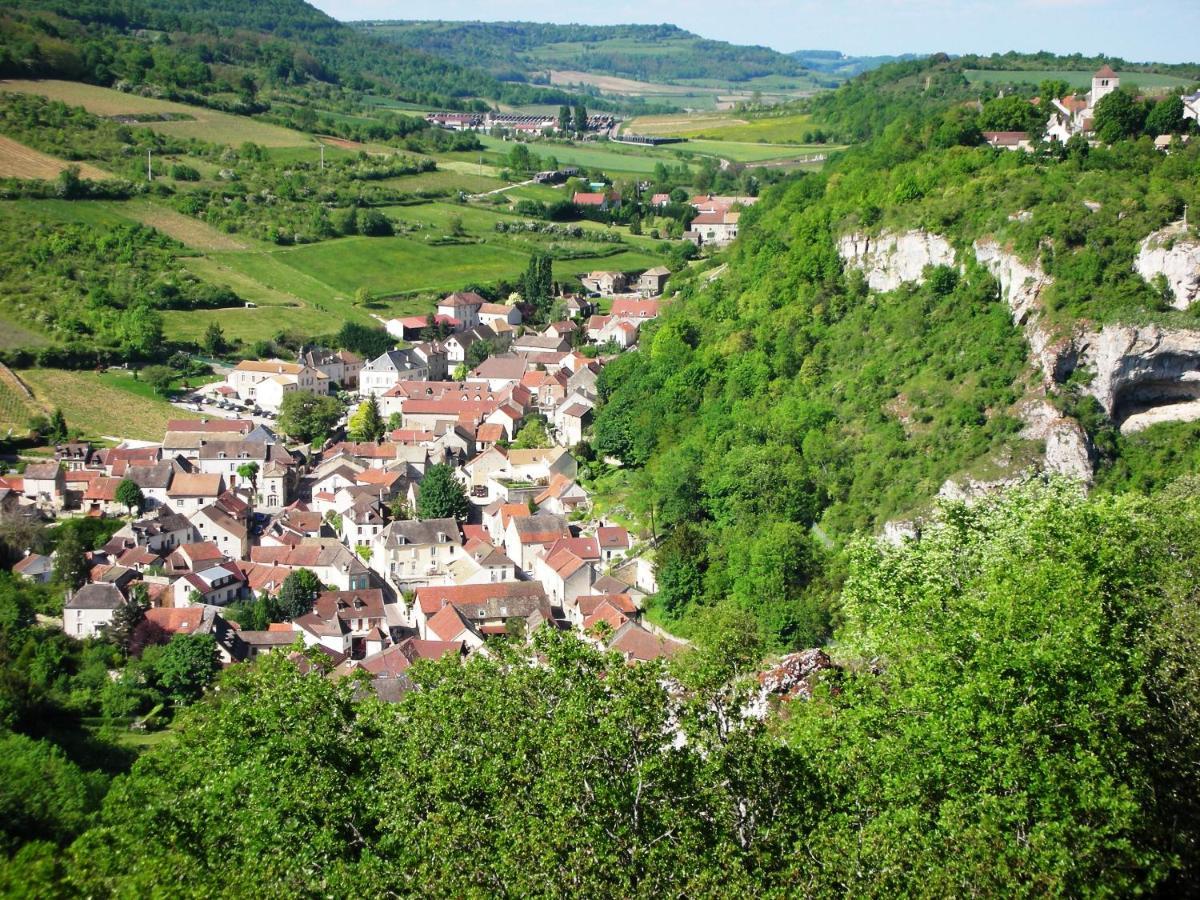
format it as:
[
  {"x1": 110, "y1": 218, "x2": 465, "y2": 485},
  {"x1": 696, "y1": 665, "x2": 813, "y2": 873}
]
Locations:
[
  {"x1": 597, "y1": 526, "x2": 631, "y2": 550},
  {"x1": 85, "y1": 475, "x2": 124, "y2": 504},
  {"x1": 236, "y1": 561, "x2": 293, "y2": 595},
  {"x1": 584, "y1": 601, "x2": 630, "y2": 633},
  {"x1": 608, "y1": 621, "x2": 685, "y2": 661},
  {"x1": 610, "y1": 298, "x2": 660, "y2": 319},
  {"x1": 313, "y1": 589, "x2": 385, "y2": 623},
  {"x1": 145, "y1": 607, "x2": 207, "y2": 634},
  {"x1": 417, "y1": 581, "x2": 548, "y2": 616},
  {"x1": 426, "y1": 603, "x2": 475, "y2": 641},
  {"x1": 577, "y1": 593, "x2": 637, "y2": 617}
]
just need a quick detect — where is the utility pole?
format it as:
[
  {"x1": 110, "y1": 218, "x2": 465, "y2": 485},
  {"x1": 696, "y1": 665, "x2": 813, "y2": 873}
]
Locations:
[
  {"x1": 147, "y1": 149, "x2": 152, "y2": 182},
  {"x1": 320, "y1": 143, "x2": 325, "y2": 172}
]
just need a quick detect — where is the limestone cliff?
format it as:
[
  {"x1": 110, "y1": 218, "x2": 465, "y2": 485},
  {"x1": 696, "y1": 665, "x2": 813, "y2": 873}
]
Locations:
[
  {"x1": 1134, "y1": 223, "x2": 1200, "y2": 310},
  {"x1": 837, "y1": 230, "x2": 957, "y2": 292}
]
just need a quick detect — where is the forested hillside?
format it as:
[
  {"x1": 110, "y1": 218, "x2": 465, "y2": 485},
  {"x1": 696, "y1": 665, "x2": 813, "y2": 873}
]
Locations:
[
  {"x1": 357, "y1": 21, "x2": 816, "y2": 86},
  {"x1": 593, "y1": 54, "x2": 1200, "y2": 645},
  {"x1": 0, "y1": 0, "x2": 582, "y2": 108}
]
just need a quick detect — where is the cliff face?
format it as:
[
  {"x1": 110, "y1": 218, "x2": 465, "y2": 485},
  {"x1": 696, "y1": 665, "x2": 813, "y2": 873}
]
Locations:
[
  {"x1": 842, "y1": 227, "x2": 1200, "y2": 489},
  {"x1": 1134, "y1": 223, "x2": 1200, "y2": 310},
  {"x1": 836, "y1": 231, "x2": 957, "y2": 292}
]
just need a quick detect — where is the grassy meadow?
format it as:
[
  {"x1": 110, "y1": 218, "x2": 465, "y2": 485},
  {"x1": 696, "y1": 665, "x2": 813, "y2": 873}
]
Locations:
[
  {"x1": 18, "y1": 367, "x2": 200, "y2": 442},
  {"x1": 0, "y1": 80, "x2": 312, "y2": 147}
]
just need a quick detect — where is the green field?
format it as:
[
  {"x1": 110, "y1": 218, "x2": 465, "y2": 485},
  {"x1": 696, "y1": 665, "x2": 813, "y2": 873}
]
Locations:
[
  {"x1": 631, "y1": 111, "x2": 818, "y2": 143},
  {"x1": 0, "y1": 79, "x2": 312, "y2": 147},
  {"x1": 964, "y1": 69, "x2": 1194, "y2": 90},
  {"x1": 19, "y1": 368, "x2": 200, "y2": 442},
  {"x1": 474, "y1": 135, "x2": 689, "y2": 176}
]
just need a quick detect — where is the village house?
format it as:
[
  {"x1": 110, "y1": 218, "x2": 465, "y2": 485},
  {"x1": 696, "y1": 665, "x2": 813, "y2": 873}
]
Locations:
[
  {"x1": 250, "y1": 540, "x2": 371, "y2": 591},
  {"x1": 983, "y1": 131, "x2": 1034, "y2": 151},
  {"x1": 226, "y1": 360, "x2": 329, "y2": 413},
  {"x1": 359, "y1": 345, "x2": 449, "y2": 397},
  {"x1": 300, "y1": 346, "x2": 363, "y2": 389},
  {"x1": 566, "y1": 593, "x2": 639, "y2": 630},
  {"x1": 478, "y1": 302, "x2": 522, "y2": 330},
  {"x1": 469, "y1": 354, "x2": 531, "y2": 390},
  {"x1": 448, "y1": 538, "x2": 518, "y2": 585},
  {"x1": 597, "y1": 525, "x2": 633, "y2": 563},
  {"x1": 22, "y1": 462, "x2": 65, "y2": 511},
  {"x1": 607, "y1": 620, "x2": 686, "y2": 662},
  {"x1": 504, "y1": 512, "x2": 572, "y2": 573},
  {"x1": 422, "y1": 604, "x2": 485, "y2": 649},
  {"x1": 436, "y1": 292, "x2": 486, "y2": 330},
  {"x1": 63, "y1": 583, "x2": 125, "y2": 639},
  {"x1": 81, "y1": 476, "x2": 126, "y2": 516},
  {"x1": 413, "y1": 581, "x2": 552, "y2": 641},
  {"x1": 13, "y1": 551, "x2": 54, "y2": 583},
  {"x1": 444, "y1": 324, "x2": 499, "y2": 364},
  {"x1": 55, "y1": 442, "x2": 98, "y2": 472},
  {"x1": 167, "y1": 472, "x2": 226, "y2": 514},
  {"x1": 511, "y1": 333, "x2": 571, "y2": 355},
  {"x1": 174, "y1": 559, "x2": 247, "y2": 607},
  {"x1": 144, "y1": 607, "x2": 246, "y2": 665},
  {"x1": 533, "y1": 536, "x2": 600, "y2": 605},
  {"x1": 636, "y1": 266, "x2": 671, "y2": 296},
  {"x1": 533, "y1": 473, "x2": 591, "y2": 516},
  {"x1": 371, "y1": 517, "x2": 462, "y2": 590},
  {"x1": 562, "y1": 295, "x2": 597, "y2": 320},
  {"x1": 581, "y1": 271, "x2": 629, "y2": 296},
  {"x1": 689, "y1": 209, "x2": 740, "y2": 247},
  {"x1": 293, "y1": 589, "x2": 387, "y2": 659},
  {"x1": 552, "y1": 399, "x2": 593, "y2": 448},
  {"x1": 189, "y1": 504, "x2": 250, "y2": 559},
  {"x1": 573, "y1": 191, "x2": 621, "y2": 212},
  {"x1": 123, "y1": 462, "x2": 175, "y2": 510}
]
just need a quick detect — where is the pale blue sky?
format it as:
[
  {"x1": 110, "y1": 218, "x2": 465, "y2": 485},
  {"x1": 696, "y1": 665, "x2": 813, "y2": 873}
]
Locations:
[{"x1": 311, "y1": 0, "x2": 1197, "y2": 64}]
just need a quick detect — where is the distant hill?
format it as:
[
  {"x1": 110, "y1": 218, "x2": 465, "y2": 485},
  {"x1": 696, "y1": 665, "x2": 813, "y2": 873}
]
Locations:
[
  {"x1": 0, "y1": 0, "x2": 585, "y2": 108},
  {"x1": 355, "y1": 21, "x2": 822, "y2": 90},
  {"x1": 791, "y1": 50, "x2": 924, "y2": 79}
]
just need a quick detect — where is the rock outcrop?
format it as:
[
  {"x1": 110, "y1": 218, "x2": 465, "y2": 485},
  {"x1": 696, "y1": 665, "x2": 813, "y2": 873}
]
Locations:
[
  {"x1": 1134, "y1": 223, "x2": 1200, "y2": 310},
  {"x1": 1074, "y1": 324, "x2": 1200, "y2": 429},
  {"x1": 973, "y1": 239, "x2": 1075, "y2": 384},
  {"x1": 838, "y1": 230, "x2": 957, "y2": 292}
]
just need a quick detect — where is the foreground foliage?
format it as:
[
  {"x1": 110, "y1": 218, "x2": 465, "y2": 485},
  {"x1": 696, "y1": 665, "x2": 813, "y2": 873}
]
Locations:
[{"x1": 0, "y1": 481, "x2": 1191, "y2": 895}]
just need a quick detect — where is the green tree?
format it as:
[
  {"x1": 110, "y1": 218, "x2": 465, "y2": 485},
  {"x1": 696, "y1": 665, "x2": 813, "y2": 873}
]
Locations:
[
  {"x1": 52, "y1": 524, "x2": 88, "y2": 590},
  {"x1": 278, "y1": 568, "x2": 322, "y2": 620},
  {"x1": 47, "y1": 408, "x2": 68, "y2": 444},
  {"x1": 201, "y1": 322, "x2": 226, "y2": 357},
  {"x1": 153, "y1": 634, "x2": 218, "y2": 705},
  {"x1": 348, "y1": 395, "x2": 385, "y2": 443},
  {"x1": 114, "y1": 479, "x2": 145, "y2": 515},
  {"x1": 103, "y1": 583, "x2": 149, "y2": 653},
  {"x1": 277, "y1": 393, "x2": 342, "y2": 445},
  {"x1": 141, "y1": 365, "x2": 174, "y2": 397},
  {"x1": 417, "y1": 463, "x2": 469, "y2": 522},
  {"x1": 1093, "y1": 87, "x2": 1146, "y2": 143},
  {"x1": 557, "y1": 104, "x2": 571, "y2": 133},
  {"x1": 512, "y1": 418, "x2": 551, "y2": 449},
  {"x1": 574, "y1": 103, "x2": 588, "y2": 134},
  {"x1": 236, "y1": 462, "x2": 259, "y2": 495},
  {"x1": 1145, "y1": 95, "x2": 1186, "y2": 135}
]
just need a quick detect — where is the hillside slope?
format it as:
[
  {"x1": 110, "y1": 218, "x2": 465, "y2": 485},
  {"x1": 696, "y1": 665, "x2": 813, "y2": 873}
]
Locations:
[
  {"x1": 592, "y1": 56, "x2": 1200, "y2": 646},
  {"x1": 356, "y1": 21, "x2": 824, "y2": 91},
  {"x1": 0, "y1": 0, "x2": 574, "y2": 106}
]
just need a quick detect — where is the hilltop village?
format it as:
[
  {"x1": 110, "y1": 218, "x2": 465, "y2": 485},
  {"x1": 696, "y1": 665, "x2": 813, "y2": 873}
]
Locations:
[{"x1": 6, "y1": 260, "x2": 708, "y2": 699}]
